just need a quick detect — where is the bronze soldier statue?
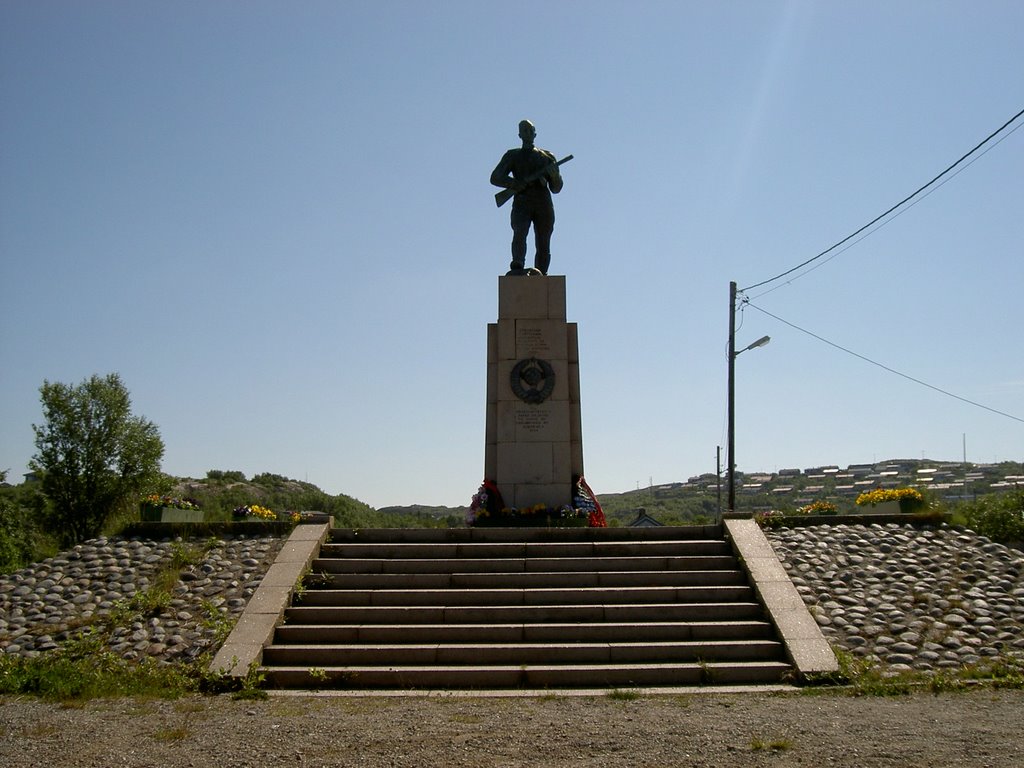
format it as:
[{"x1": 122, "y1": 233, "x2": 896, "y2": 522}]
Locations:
[{"x1": 490, "y1": 120, "x2": 571, "y2": 275}]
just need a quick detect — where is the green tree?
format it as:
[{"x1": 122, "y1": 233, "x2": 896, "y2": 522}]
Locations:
[{"x1": 30, "y1": 373, "x2": 164, "y2": 545}]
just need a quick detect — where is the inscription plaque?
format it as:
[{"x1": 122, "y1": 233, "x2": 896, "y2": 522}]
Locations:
[
  {"x1": 515, "y1": 408, "x2": 551, "y2": 434},
  {"x1": 517, "y1": 327, "x2": 550, "y2": 356}
]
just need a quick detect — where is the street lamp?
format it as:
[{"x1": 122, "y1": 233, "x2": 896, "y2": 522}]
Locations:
[
  {"x1": 741, "y1": 336, "x2": 772, "y2": 353},
  {"x1": 727, "y1": 280, "x2": 770, "y2": 516}
]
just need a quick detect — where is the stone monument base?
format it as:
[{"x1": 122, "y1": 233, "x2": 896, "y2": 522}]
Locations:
[{"x1": 485, "y1": 276, "x2": 583, "y2": 510}]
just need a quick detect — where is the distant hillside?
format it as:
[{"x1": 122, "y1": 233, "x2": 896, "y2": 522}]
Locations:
[
  {"x1": 593, "y1": 458, "x2": 1024, "y2": 523},
  {"x1": 377, "y1": 504, "x2": 466, "y2": 526},
  {"x1": 166, "y1": 471, "x2": 430, "y2": 528},
  {"x1": 169, "y1": 458, "x2": 1023, "y2": 529}
]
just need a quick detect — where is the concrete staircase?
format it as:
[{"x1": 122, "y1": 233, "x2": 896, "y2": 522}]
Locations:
[{"x1": 258, "y1": 525, "x2": 794, "y2": 690}]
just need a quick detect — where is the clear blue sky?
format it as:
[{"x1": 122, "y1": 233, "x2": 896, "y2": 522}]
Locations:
[{"x1": 2, "y1": 1, "x2": 1022, "y2": 509}]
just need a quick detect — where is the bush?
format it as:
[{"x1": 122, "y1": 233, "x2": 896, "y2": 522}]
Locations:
[
  {"x1": 206, "y1": 470, "x2": 247, "y2": 482},
  {"x1": 956, "y1": 490, "x2": 1024, "y2": 544},
  {"x1": 0, "y1": 497, "x2": 36, "y2": 572},
  {"x1": 0, "y1": 487, "x2": 54, "y2": 573},
  {"x1": 754, "y1": 510, "x2": 785, "y2": 529}
]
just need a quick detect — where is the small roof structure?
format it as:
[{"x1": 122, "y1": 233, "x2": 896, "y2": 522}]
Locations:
[{"x1": 628, "y1": 509, "x2": 664, "y2": 528}]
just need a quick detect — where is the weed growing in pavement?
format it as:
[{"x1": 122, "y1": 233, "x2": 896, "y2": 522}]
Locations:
[
  {"x1": 751, "y1": 736, "x2": 793, "y2": 751},
  {"x1": 154, "y1": 726, "x2": 191, "y2": 742},
  {"x1": 227, "y1": 663, "x2": 269, "y2": 700},
  {"x1": 606, "y1": 688, "x2": 641, "y2": 701}
]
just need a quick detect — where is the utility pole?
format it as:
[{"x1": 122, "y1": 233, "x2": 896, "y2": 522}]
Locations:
[
  {"x1": 727, "y1": 281, "x2": 737, "y2": 514},
  {"x1": 727, "y1": 280, "x2": 770, "y2": 517},
  {"x1": 716, "y1": 445, "x2": 722, "y2": 520}
]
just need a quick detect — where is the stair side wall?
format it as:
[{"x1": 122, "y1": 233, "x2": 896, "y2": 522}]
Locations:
[
  {"x1": 724, "y1": 518, "x2": 840, "y2": 681},
  {"x1": 209, "y1": 522, "x2": 331, "y2": 678}
]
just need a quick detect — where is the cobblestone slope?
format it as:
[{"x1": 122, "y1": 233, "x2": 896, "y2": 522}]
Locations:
[
  {"x1": 0, "y1": 535, "x2": 284, "y2": 662},
  {"x1": 766, "y1": 523, "x2": 1024, "y2": 671}
]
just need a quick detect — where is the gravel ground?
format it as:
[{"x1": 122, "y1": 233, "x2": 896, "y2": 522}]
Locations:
[{"x1": 2, "y1": 688, "x2": 1023, "y2": 767}]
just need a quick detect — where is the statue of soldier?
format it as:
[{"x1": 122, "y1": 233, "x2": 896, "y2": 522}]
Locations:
[{"x1": 490, "y1": 120, "x2": 565, "y2": 275}]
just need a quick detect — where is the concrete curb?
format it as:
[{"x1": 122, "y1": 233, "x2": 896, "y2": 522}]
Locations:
[
  {"x1": 724, "y1": 518, "x2": 839, "y2": 682},
  {"x1": 209, "y1": 522, "x2": 330, "y2": 678}
]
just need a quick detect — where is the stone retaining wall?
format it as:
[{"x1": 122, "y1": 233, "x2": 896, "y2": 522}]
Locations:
[{"x1": 766, "y1": 523, "x2": 1024, "y2": 672}]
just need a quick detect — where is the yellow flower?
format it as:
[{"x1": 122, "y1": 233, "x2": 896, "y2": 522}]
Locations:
[{"x1": 855, "y1": 487, "x2": 923, "y2": 506}]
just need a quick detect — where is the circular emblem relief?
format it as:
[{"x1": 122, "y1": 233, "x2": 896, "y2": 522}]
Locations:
[{"x1": 510, "y1": 358, "x2": 555, "y2": 404}]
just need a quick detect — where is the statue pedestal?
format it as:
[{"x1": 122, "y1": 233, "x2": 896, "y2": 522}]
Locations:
[{"x1": 485, "y1": 276, "x2": 584, "y2": 510}]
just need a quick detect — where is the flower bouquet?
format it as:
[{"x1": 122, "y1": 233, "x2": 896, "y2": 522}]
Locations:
[{"x1": 466, "y1": 477, "x2": 607, "y2": 528}]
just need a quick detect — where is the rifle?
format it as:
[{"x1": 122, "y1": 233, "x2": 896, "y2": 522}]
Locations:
[{"x1": 494, "y1": 154, "x2": 573, "y2": 208}]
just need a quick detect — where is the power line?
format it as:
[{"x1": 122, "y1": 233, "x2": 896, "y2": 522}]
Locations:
[
  {"x1": 741, "y1": 105, "x2": 1024, "y2": 294},
  {"x1": 745, "y1": 301, "x2": 1024, "y2": 425},
  {"x1": 745, "y1": 118, "x2": 1023, "y2": 302}
]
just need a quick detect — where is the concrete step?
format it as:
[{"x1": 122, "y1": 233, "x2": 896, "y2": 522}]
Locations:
[
  {"x1": 273, "y1": 620, "x2": 778, "y2": 645},
  {"x1": 293, "y1": 585, "x2": 756, "y2": 607},
  {"x1": 311, "y1": 555, "x2": 740, "y2": 574},
  {"x1": 260, "y1": 661, "x2": 793, "y2": 689},
  {"x1": 262, "y1": 639, "x2": 785, "y2": 667},
  {"x1": 318, "y1": 540, "x2": 732, "y2": 560},
  {"x1": 256, "y1": 525, "x2": 796, "y2": 690},
  {"x1": 312, "y1": 569, "x2": 748, "y2": 590},
  {"x1": 283, "y1": 601, "x2": 767, "y2": 626},
  {"x1": 327, "y1": 526, "x2": 725, "y2": 544}
]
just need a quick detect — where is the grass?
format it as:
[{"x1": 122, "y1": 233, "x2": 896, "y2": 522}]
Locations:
[
  {"x1": 751, "y1": 736, "x2": 793, "y2": 752},
  {"x1": 0, "y1": 633, "x2": 199, "y2": 699},
  {"x1": 152, "y1": 704, "x2": 201, "y2": 742},
  {"x1": 153, "y1": 725, "x2": 191, "y2": 742},
  {"x1": 450, "y1": 713, "x2": 485, "y2": 724},
  {"x1": 606, "y1": 688, "x2": 642, "y2": 701},
  {"x1": 803, "y1": 649, "x2": 1024, "y2": 697},
  {"x1": 21, "y1": 722, "x2": 60, "y2": 738},
  {"x1": 697, "y1": 658, "x2": 716, "y2": 685}
]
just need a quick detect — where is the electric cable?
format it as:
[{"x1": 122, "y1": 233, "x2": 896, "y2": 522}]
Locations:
[
  {"x1": 745, "y1": 301, "x2": 1024, "y2": 425},
  {"x1": 745, "y1": 119, "x2": 1024, "y2": 301},
  {"x1": 741, "y1": 105, "x2": 1024, "y2": 294}
]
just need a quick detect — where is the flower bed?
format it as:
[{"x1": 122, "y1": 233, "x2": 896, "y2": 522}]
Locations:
[
  {"x1": 232, "y1": 504, "x2": 301, "y2": 524},
  {"x1": 139, "y1": 494, "x2": 203, "y2": 522},
  {"x1": 855, "y1": 487, "x2": 926, "y2": 513},
  {"x1": 797, "y1": 500, "x2": 838, "y2": 516}
]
